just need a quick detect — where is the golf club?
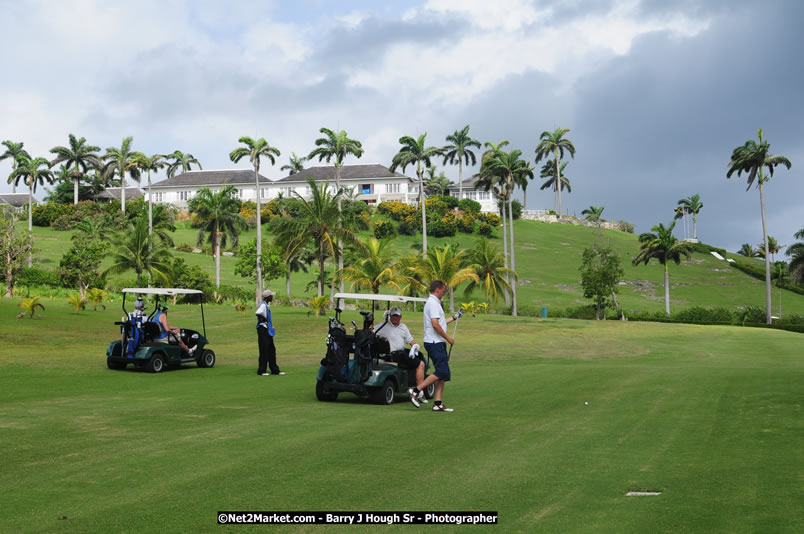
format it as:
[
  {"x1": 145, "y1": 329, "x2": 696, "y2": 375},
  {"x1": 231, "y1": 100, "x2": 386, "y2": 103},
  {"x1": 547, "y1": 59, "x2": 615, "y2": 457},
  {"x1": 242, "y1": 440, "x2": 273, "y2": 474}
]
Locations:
[{"x1": 447, "y1": 308, "x2": 465, "y2": 360}]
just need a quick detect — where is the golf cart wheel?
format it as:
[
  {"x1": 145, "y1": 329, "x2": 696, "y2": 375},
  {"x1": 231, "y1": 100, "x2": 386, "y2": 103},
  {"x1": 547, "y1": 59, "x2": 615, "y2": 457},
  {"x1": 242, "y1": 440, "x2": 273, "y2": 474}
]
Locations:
[
  {"x1": 146, "y1": 354, "x2": 165, "y2": 373},
  {"x1": 371, "y1": 379, "x2": 395, "y2": 405},
  {"x1": 107, "y1": 359, "x2": 126, "y2": 370},
  {"x1": 316, "y1": 380, "x2": 338, "y2": 402},
  {"x1": 198, "y1": 349, "x2": 215, "y2": 368},
  {"x1": 424, "y1": 381, "x2": 436, "y2": 400}
]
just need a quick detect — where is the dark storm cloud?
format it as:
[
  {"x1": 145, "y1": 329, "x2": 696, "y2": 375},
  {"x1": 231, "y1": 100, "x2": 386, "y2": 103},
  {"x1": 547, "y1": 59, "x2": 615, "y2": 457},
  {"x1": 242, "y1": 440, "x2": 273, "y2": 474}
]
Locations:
[{"x1": 566, "y1": 0, "x2": 804, "y2": 249}]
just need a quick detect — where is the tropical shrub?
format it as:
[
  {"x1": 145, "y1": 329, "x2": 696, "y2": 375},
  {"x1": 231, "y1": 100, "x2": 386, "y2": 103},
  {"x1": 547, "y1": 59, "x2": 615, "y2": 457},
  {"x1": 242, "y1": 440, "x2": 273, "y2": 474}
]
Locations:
[
  {"x1": 32, "y1": 202, "x2": 74, "y2": 227},
  {"x1": 672, "y1": 306, "x2": 734, "y2": 324},
  {"x1": 17, "y1": 267, "x2": 61, "y2": 288},
  {"x1": 478, "y1": 212, "x2": 501, "y2": 227},
  {"x1": 458, "y1": 198, "x2": 481, "y2": 213},
  {"x1": 66, "y1": 293, "x2": 87, "y2": 314},
  {"x1": 616, "y1": 220, "x2": 635, "y2": 233},
  {"x1": 18, "y1": 296, "x2": 45, "y2": 318},
  {"x1": 374, "y1": 220, "x2": 396, "y2": 240},
  {"x1": 428, "y1": 219, "x2": 456, "y2": 237},
  {"x1": 309, "y1": 295, "x2": 329, "y2": 316},
  {"x1": 378, "y1": 201, "x2": 416, "y2": 222},
  {"x1": 51, "y1": 214, "x2": 75, "y2": 231},
  {"x1": 425, "y1": 197, "x2": 448, "y2": 220},
  {"x1": 398, "y1": 215, "x2": 420, "y2": 235},
  {"x1": 433, "y1": 195, "x2": 458, "y2": 209},
  {"x1": 477, "y1": 223, "x2": 494, "y2": 238},
  {"x1": 457, "y1": 213, "x2": 475, "y2": 233}
]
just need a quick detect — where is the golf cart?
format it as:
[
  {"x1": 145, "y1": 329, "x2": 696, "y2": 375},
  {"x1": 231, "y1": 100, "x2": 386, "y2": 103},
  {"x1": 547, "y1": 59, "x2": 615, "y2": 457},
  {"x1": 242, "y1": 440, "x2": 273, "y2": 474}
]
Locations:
[
  {"x1": 105, "y1": 288, "x2": 215, "y2": 373},
  {"x1": 315, "y1": 292, "x2": 435, "y2": 405}
]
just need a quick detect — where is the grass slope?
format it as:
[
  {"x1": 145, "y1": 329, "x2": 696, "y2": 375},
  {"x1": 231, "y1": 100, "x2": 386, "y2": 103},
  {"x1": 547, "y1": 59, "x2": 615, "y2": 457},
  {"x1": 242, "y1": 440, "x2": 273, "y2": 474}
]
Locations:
[
  {"x1": 19, "y1": 218, "x2": 804, "y2": 315},
  {"x1": 1, "y1": 300, "x2": 802, "y2": 533}
]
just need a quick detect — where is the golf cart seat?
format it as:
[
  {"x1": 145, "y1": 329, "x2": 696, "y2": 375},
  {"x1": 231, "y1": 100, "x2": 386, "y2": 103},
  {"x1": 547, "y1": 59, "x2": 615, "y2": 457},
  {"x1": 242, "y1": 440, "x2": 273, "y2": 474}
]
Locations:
[{"x1": 142, "y1": 322, "x2": 161, "y2": 343}]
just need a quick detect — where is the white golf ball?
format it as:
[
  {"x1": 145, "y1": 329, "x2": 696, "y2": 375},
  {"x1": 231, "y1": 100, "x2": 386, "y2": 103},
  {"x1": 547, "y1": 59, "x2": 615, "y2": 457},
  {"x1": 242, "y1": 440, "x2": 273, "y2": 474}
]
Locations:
[{"x1": 584, "y1": 402, "x2": 589, "y2": 406}]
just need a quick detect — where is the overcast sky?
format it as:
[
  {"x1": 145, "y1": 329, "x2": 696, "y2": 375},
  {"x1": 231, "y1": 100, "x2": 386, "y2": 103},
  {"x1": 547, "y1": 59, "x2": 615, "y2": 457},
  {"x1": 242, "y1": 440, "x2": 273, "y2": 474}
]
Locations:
[{"x1": 1, "y1": 0, "x2": 802, "y2": 253}]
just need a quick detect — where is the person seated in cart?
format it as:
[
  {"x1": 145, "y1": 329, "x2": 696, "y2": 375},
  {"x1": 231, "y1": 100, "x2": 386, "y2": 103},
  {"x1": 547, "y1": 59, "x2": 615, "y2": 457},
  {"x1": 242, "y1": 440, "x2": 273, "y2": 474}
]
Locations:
[
  {"x1": 376, "y1": 306, "x2": 429, "y2": 404},
  {"x1": 151, "y1": 305, "x2": 193, "y2": 354}
]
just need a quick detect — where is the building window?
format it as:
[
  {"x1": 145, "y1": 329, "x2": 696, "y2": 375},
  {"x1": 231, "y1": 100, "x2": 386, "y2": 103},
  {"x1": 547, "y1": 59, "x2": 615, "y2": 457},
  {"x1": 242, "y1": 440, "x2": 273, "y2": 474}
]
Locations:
[
  {"x1": 305, "y1": 186, "x2": 311, "y2": 197},
  {"x1": 385, "y1": 183, "x2": 400, "y2": 194},
  {"x1": 360, "y1": 184, "x2": 372, "y2": 194}
]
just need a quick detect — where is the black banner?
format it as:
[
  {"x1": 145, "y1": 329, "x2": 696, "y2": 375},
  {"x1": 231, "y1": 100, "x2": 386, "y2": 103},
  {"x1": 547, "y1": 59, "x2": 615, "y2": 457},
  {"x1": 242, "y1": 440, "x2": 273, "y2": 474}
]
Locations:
[{"x1": 216, "y1": 511, "x2": 498, "y2": 525}]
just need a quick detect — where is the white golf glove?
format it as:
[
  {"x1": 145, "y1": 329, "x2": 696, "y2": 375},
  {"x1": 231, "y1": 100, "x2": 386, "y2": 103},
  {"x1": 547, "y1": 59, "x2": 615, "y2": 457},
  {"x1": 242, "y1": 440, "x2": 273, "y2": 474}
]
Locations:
[{"x1": 409, "y1": 344, "x2": 420, "y2": 358}]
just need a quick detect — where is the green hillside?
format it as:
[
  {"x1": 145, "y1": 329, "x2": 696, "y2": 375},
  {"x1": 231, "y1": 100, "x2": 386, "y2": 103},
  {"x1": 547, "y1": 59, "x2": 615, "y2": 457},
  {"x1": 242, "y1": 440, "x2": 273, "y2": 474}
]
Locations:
[{"x1": 18, "y1": 218, "x2": 804, "y2": 316}]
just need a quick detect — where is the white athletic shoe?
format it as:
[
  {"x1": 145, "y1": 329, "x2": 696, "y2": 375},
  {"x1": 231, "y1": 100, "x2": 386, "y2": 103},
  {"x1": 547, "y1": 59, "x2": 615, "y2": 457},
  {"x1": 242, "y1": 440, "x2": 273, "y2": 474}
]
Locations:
[
  {"x1": 260, "y1": 373, "x2": 271, "y2": 376},
  {"x1": 432, "y1": 404, "x2": 454, "y2": 412},
  {"x1": 417, "y1": 390, "x2": 428, "y2": 404},
  {"x1": 408, "y1": 388, "x2": 420, "y2": 408}
]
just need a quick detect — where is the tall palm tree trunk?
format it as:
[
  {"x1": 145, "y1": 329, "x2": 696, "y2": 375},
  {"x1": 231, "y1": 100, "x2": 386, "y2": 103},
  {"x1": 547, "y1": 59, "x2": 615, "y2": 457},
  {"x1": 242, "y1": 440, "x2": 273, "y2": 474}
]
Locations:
[
  {"x1": 335, "y1": 165, "x2": 344, "y2": 306},
  {"x1": 554, "y1": 150, "x2": 562, "y2": 217},
  {"x1": 28, "y1": 183, "x2": 33, "y2": 267},
  {"x1": 508, "y1": 194, "x2": 517, "y2": 317},
  {"x1": 147, "y1": 170, "x2": 153, "y2": 236},
  {"x1": 215, "y1": 231, "x2": 221, "y2": 288},
  {"x1": 254, "y1": 165, "x2": 263, "y2": 305},
  {"x1": 419, "y1": 168, "x2": 428, "y2": 254},
  {"x1": 449, "y1": 287, "x2": 455, "y2": 314},
  {"x1": 692, "y1": 213, "x2": 697, "y2": 241},
  {"x1": 74, "y1": 161, "x2": 80, "y2": 206},
  {"x1": 318, "y1": 243, "x2": 326, "y2": 298},
  {"x1": 759, "y1": 180, "x2": 772, "y2": 324},
  {"x1": 121, "y1": 172, "x2": 126, "y2": 215},
  {"x1": 458, "y1": 159, "x2": 463, "y2": 200},
  {"x1": 664, "y1": 264, "x2": 670, "y2": 316},
  {"x1": 501, "y1": 191, "x2": 510, "y2": 307}
]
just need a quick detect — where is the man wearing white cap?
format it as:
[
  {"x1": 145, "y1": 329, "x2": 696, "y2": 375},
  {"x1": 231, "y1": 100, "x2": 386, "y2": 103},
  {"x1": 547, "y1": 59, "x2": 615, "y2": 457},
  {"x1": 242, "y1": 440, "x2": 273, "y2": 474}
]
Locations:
[
  {"x1": 376, "y1": 306, "x2": 428, "y2": 404},
  {"x1": 256, "y1": 288, "x2": 285, "y2": 376}
]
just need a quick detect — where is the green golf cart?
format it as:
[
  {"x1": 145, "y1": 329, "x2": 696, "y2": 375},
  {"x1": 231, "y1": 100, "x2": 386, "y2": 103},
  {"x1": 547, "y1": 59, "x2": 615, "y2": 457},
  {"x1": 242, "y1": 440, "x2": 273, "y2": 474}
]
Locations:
[
  {"x1": 106, "y1": 288, "x2": 215, "y2": 373},
  {"x1": 315, "y1": 292, "x2": 435, "y2": 405}
]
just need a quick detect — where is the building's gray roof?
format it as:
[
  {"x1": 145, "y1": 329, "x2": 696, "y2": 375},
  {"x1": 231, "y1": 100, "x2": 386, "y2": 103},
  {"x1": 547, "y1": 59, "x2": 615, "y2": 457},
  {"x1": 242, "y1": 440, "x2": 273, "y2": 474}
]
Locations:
[
  {"x1": 277, "y1": 164, "x2": 410, "y2": 183},
  {"x1": 150, "y1": 169, "x2": 271, "y2": 188},
  {"x1": 0, "y1": 193, "x2": 34, "y2": 207},
  {"x1": 98, "y1": 187, "x2": 144, "y2": 200}
]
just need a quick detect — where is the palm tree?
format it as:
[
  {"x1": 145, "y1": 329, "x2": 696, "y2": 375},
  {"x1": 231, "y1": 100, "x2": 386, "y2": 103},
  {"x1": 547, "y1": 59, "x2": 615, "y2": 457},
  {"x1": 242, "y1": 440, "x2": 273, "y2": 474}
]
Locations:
[
  {"x1": 230, "y1": 136, "x2": 280, "y2": 303},
  {"x1": 538, "y1": 160, "x2": 571, "y2": 210},
  {"x1": 786, "y1": 228, "x2": 804, "y2": 285},
  {"x1": 18, "y1": 296, "x2": 45, "y2": 319},
  {"x1": 443, "y1": 125, "x2": 481, "y2": 201},
  {"x1": 277, "y1": 243, "x2": 314, "y2": 297},
  {"x1": 408, "y1": 244, "x2": 479, "y2": 313},
  {"x1": 762, "y1": 236, "x2": 783, "y2": 262},
  {"x1": 102, "y1": 137, "x2": 141, "y2": 215},
  {"x1": 340, "y1": 237, "x2": 403, "y2": 294},
  {"x1": 727, "y1": 128, "x2": 792, "y2": 324},
  {"x1": 737, "y1": 243, "x2": 758, "y2": 257},
  {"x1": 677, "y1": 194, "x2": 703, "y2": 241},
  {"x1": 49, "y1": 134, "x2": 101, "y2": 206},
  {"x1": 188, "y1": 185, "x2": 246, "y2": 288},
  {"x1": 1, "y1": 140, "x2": 30, "y2": 194},
  {"x1": 86, "y1": 288, "x2": 108, "y2": 311},
  {"x1": 535, "y1": 127, "x2": 576, "y2": 217},
  {"x1": 581, "y1": 205, "x2": 605, "y2": 222},
  {"x1": 464, "y1": 238, "x2": 515, "y2": 307},
  {"x1": 632, "y1": 221, "x2": 693, "y2": 315},
  {"x1": 424, "y1": 166, "x2": 451, "y2": 196},
  {"x1": 390, "y1": 133, "x2": 443, "y2": 254},
  {"x1": 166, "y1": 150, "x2": 202, "y2": 178},
  {"x1": 270, "y1": 179, "x2": 360, "y2": 298},
  {"x1": 307, "y1": 127, "x2": 364, "y2": 304},
  {"x1": 280, "y1": 152, "x2": 307, "y2": 175},
  {"x1": 9, "y1": 156, "x2": 54, "y2": 267},
  {"x1": 104, "y1": 217, "x2": 173, "y2": 287},
  {"x1": 480, "y1": 149, "x2": 533, "y2": 316},
  {"x1": 477, "y1": 139, "x2": 511, "y2": 306},
  {"x1": 772, "y1": 261, "x2": 788, "y2": 317},
  {"x1": 132, "y1": 152, "x2": 167, "y2": 236}
]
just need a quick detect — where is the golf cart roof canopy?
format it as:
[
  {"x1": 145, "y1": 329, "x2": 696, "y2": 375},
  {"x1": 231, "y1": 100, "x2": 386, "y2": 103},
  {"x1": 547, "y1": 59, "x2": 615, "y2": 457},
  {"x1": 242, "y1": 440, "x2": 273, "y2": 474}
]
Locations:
[
  {"x1": 122, "y1": 288, "x2": 203, "y2": 296},
  {"x1": 334, "y1": 292, "x2": 427, "y2": 303}
]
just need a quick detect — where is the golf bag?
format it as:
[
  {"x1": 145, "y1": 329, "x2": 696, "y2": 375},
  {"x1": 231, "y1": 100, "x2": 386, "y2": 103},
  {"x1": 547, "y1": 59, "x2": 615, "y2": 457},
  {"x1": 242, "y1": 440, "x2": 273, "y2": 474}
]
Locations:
[
  {"x1": 124, "y1": 312, "x2": 145, "y2": 358},
  {"x1": 322, "y1": 318, "x2": 352, "y2": 381}
]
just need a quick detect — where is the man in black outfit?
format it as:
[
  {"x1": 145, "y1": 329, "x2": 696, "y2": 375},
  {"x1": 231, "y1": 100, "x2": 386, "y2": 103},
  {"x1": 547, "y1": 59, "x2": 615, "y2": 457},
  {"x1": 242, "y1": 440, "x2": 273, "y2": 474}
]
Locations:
[{"x1": 256, "y1": 289, "x2": 285, "y2": 376}]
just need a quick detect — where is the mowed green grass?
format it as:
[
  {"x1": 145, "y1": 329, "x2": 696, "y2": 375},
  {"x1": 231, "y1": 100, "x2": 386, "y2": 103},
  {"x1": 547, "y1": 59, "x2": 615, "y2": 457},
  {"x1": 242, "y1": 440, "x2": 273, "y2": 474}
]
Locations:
[
  {"x1": 23, "y1": 218, "x2": 804, "y2": 316},
  {"x1": 1, "y1": 299, "x2": 802, "y2": 533}
]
